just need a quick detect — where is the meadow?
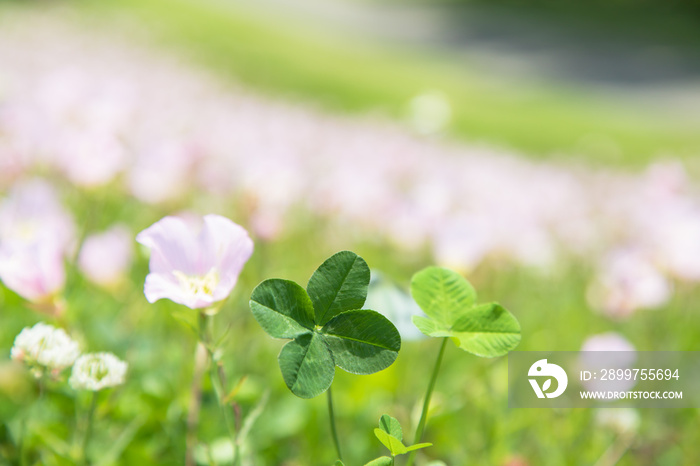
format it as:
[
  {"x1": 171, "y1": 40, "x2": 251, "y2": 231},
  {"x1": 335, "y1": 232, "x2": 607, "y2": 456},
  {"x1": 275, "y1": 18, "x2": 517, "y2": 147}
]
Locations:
[{"x1": 1, "y1": 1, "x2": 699, "y2": 465}]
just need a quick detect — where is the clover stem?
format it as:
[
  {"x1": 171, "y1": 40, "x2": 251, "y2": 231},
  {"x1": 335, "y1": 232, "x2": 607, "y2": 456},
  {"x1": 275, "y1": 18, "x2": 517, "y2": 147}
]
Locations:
[
  {"x1": 327, "y1": 386, "x2": 343, "y2": 461},
  {"x1": 80, "y1": 391, "x2": 97, "y2": 466},
  {"x1": 18, "y1": 375, "x2": 44, "y2": 466},
  {"x1": 199, "y1": 312, "x2": 241, "y2": 466},
  {"x1": 406, "y1": 337, "x2": 448, "y2": 466}
]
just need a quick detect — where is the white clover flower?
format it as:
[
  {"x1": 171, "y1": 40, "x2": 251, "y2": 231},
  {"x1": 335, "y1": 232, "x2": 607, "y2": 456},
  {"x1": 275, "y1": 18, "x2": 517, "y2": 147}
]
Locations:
[
  {"x1": 70, "y1": 352, "x2": 128, "y2": 391},
  {"x1": 595, "y1": 408, "x2": 640, "y2": 435},
  {"x1": 11, "y1": 322, "x2": 80, "y2": 376}
]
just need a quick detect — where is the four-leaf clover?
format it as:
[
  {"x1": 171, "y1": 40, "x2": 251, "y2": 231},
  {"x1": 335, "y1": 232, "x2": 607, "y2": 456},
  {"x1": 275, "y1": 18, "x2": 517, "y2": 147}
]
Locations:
[{"x1": 250, "y1": 251, "x2": 401, "y2": 398}]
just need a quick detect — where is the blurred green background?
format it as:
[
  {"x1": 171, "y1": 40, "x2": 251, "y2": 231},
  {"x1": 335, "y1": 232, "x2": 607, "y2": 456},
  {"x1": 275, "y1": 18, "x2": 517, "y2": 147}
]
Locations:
[{"x1": 1, "y1": 0, "x2": 699, "y2": 465}]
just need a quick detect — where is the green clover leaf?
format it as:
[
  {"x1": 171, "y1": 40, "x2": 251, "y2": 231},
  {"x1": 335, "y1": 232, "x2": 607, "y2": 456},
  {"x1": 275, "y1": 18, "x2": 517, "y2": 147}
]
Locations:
[
  {"x1": 250, "y1": 251, "x2": 401, "y2": 398},
  {"x1": 364, "y1": 457, "x2": 393, "y2": 466},
  {"x1": 373, "y1": 414, "x2": 432, "y2": 458},
  {"x1": 410, "y1": 267, "x2": 521, "y2": 357},
  {"x1": 378, "y1": 414, "x2": 402, "y2": 441}
]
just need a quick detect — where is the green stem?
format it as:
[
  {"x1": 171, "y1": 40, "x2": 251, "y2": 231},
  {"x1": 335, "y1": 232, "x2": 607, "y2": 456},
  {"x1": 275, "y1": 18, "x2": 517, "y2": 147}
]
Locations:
[
  {"x1": 19, "y1": 412, "x2": 28, "y2": 466},
  {"x1": 20, "y1": 375, "x2": 47, "y2": 465},
  {"x1": 593, "y1": 433, "x2": 634, "y2": 466},
  {"x1": 80, "y1": 392, "x2": 97, "y2": 465},
  {"x1": 406, "y1": 338, "x2": 448, "y2": 466},
  {"x1": 199, "y1": 312, "x2": 241, "y2": 465},
  {"x1": 186, "y1": 343, "x2": 207, "y2": 466},
  {"x1": 327, "y1": 386, "x2": 342, "y2": 461}
]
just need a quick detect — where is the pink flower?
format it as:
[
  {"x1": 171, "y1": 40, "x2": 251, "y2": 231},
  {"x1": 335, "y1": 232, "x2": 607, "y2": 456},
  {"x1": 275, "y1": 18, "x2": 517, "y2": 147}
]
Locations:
[
  {"x1": 0, "y1": 179, "x2": 76, "y2": 256},
  {"x1": 580, "y1": 332, "x2": 637, "y2": 393},
  {"x1": 78, "y1": 225, "x2": 133, "y2": 289},
  {"x1": 127, "y1": 141, "x2": 194, "y2": 204},
  {"x1": 0, "y1": 241, "x2": 65, "y2": 303},
  {"x1": 54, "y1": 129, "x2": 126, "y2": 188},
  {"x1": 586, "y1": 248, "x2": 671, "y2": 319},
  {"x1": 136, "y1": 215, "x2": 253, "y2": 309}
]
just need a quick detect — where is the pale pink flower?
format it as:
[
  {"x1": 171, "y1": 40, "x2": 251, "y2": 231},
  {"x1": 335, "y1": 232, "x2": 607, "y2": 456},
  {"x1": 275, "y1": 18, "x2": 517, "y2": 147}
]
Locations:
[
  {"x1": 0, "y1": 179, "x2": 76, "y2": 255},
  {"x1": 78, "y1": 225, "x2": 133, "y2": 288},
  {"x1": 136, "y1": 215, "x2": 253, "y2": 309},
  {"x1": 581, "y1": 332, "x2": 636, "y2": 353},
  {"x1": 580, "y1": 332, "x2": 637, "y2": 393},
  {"x1": 587, "y1": 248, "x2": 671, "y2": 319},
  {"x1": 127, "y1": 141, "x2": 194, "y2": 204},
  {"x1": 433, "y1": 215, "x2": 493, "y2": 272},
  {"x1": 0, "y1": 241, "x2": 65, "y2": 303},
  {"x1": 54, "y1": 130, "x2": 126, "y2": 188}
]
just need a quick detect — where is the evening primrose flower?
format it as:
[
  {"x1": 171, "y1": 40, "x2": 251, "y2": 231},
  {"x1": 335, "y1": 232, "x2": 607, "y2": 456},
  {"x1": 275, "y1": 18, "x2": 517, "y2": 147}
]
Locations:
[
  {"x1": 11, "y1": 322, "x2": 80, "y2": 377},
  {"x1": 78, "y1": 225, "x2": 133, "y2": 289},
  {"x1": 587, "y1": 248, "x2": 671, "y2": 319},
  {"x1": 69, "y1": 352, "x2": 127, "y2": 391},
  {"x1": 0, "y1": 179, "x2": 76, "y2": 256},
  {"x1": 0, "y1": 241, "x2": 66, "y2": 305},
  {"x1": 136, "y1": 215, "x2": 253, "y2": 310}
]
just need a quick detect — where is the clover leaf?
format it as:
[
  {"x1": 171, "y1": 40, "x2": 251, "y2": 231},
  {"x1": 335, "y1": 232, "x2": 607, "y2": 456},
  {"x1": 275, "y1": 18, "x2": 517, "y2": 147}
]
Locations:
[
  {"x1": 250, "y1": 251, "x2": 401, "y2": 398},
  {"x1": 364, "y1": 458, "x2": 392, "y2": 466},
  {"x1": 370, "y1": 414, "x2": 431, "y2": 462},
  {"x1": 410, "y1": 267, "x2": 521, "y2": 357}
]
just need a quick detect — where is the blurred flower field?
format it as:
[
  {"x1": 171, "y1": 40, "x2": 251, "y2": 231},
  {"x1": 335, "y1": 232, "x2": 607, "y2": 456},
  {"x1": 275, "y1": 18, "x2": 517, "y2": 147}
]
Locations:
[{"x1": 1, "y1": 3, "x2": 700, "y2": 466}]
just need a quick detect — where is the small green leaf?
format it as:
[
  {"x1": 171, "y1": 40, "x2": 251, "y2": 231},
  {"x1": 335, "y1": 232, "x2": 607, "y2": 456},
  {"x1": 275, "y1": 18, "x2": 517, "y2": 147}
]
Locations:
[
  {"x1": 333, "y1": 461, "x2": 345, "y2": 466},
  {"x1": 322, "y1": 310, "x2": 400, "y2": 374},
  {"x1": 374, "y1": 428, "x2": 408, "y2": 455},
  {"x1": 307, "y1": 251, "x2": 370, "y2": 325},
  {"x1": 449, "y1": 303, "x2": 522, "y2": 357},
  {"x1": 411, "y1": 266, "x2": 476, "y2": 326},
  {"x1": 378, "y1": 414, "x2": 402, "y2": 442},
  {"x1": 250, "y1": 279, "x2": 315, "y2": 339},
  {"x1": 364, "y1": 457, "x2": 393, "y2": 466},
  {"x1": 278, "y1": 333, "x2": 335, "y2": 398},
  {"x1": 411, "y1": 315, "x2": 450, "y2": 338},
  {"x1": 410, "y1": 267, "x2": 520, "y2": 357},
  {"x1": 405, "y1": 442, "x2": 432, "y2": 452}
]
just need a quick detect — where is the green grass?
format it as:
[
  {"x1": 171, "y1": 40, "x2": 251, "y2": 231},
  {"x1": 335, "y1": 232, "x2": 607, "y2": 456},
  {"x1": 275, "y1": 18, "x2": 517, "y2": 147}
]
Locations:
[
  {"x1": 2, "y1": 184, "x2": 699, "y2": 465},
  {"x1": 67, "y1": 0, "x2": 700, "y2": 167},
  {"x1": 1, "y1": 3, "x2": 700, "y2": 464}
]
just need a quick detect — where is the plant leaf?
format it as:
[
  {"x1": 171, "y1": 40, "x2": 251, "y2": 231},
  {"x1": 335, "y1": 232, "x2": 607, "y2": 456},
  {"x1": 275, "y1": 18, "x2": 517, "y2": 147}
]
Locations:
[
  {"x1": 411, "y1": 315, "x2": 451, "y2": 338},
  {"x1": 374, "y1": 428, "x2": 408, "y2": 455},
  {"x1": 94, "y1": 415, "x2": 148, "y2": 466},
  {"x1": 378, "y1": 414, "x2": 403, "y2": 442},
  {"x1": 405, "y1": 442, "x2": 432, "y2": 452},
  {"x1": 410, "y1": 267, "x2": 520, "y2": 357},
  {"x1": 250, "y1": 252, "x2": 403, "y2": 399},
  {"x1": 449, "y1": 303, "x2": 522, "y2": 357},
  {"x1": 250, "y1": 279, "x2": 315, "y2": 339},
  {"x1": 307, "y1": 251, "x2": 370, "y2": 325},
  {"x1": 278, "y1": 333, "x2": 335, "y2": 398},
  {"x1": 364, "y1": 457, "x2": 393, "y2": 466},
  {"x1": 410, "y1": 266, "x2": 476, "y2": 327},
  {"x1": 322, "y1": 310, "x2": 401, "y2": 374},
  {"x1": 334, "y1": 462, "x2": 345, "y2": 466},
  {"x1": 238, "y1": 390, "x2": 269, "y2": 445}
]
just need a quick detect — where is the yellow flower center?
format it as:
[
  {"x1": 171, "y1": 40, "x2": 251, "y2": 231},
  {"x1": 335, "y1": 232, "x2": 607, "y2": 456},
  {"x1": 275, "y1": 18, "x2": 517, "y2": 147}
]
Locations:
[{"x1": 173, "y1": 268, "x2": 220, "y2": 297}]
